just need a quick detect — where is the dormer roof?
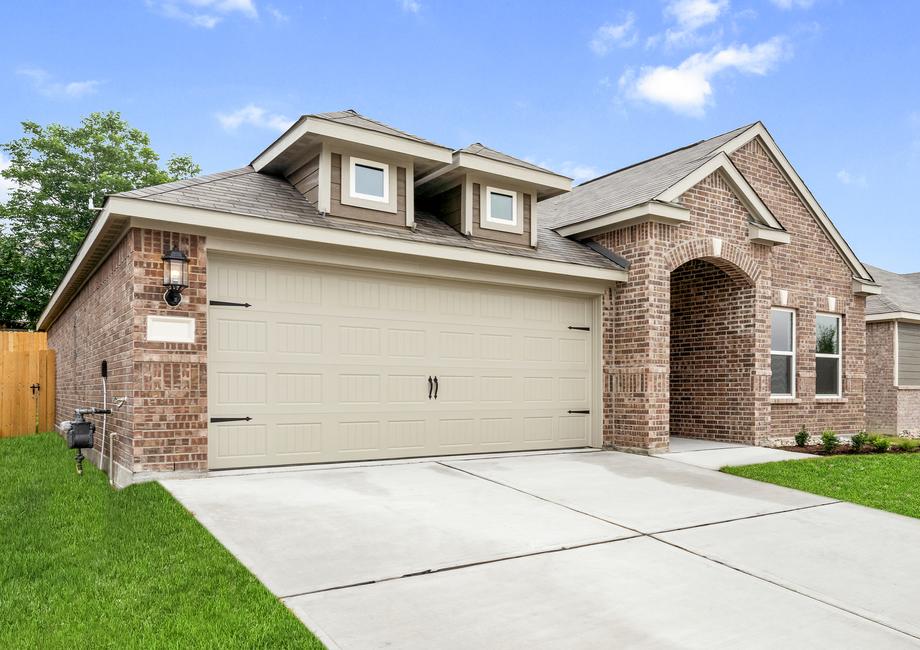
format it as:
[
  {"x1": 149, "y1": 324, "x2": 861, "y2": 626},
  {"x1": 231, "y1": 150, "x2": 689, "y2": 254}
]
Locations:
[{"x1": 252, "y1": 109, "x2": 453, "y2": 177}]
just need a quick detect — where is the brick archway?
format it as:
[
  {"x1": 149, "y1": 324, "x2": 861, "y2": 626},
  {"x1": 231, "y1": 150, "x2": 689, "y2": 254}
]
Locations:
[
  {"x1": 668, "y1": 249, "x2": 759, "y2": 444},
  {"x1": 666, "y1": 237, "x2": 760, "y2": 288}
]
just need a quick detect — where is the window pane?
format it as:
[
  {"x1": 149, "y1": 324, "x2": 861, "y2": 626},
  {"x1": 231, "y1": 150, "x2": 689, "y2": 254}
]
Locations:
[
  {"x1": 816, "y1": 315, "x2": 839, "y2": 354},
  {"x1": 490, "y1": 192, "x2": 514, "y2": 222},
  {"x1": 771, "y1": 354, "x2": 793, "y2": 395},
  {"x1": 354, "y1": 163, "x2": 385, "y2": 198},
  {"x1": 771, "y1": 310, "x2": 793, "y2": 352},
  {"x1": 816, "y1": 357, "x2": 840, "y2": 395}
]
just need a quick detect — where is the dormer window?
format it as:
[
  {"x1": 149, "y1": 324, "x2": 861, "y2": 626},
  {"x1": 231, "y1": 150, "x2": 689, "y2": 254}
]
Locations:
[
  {"x1": 350, "y1": 157, "x2": 389, "y2": 203},
  {"x1": 487, "y1": 188, "x2": 516, "y2": 226}
]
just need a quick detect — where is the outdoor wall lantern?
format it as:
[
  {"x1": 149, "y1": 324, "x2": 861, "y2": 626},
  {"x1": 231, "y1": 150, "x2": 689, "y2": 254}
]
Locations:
[{"x1": 162, "y1": 247, "x2": 189, "y2": 307}]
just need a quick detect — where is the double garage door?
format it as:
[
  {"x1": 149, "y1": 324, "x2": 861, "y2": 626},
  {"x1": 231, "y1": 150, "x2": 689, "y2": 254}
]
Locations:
[{"x1": 208, "y1": 255, "x2": 596, "y2": 469}]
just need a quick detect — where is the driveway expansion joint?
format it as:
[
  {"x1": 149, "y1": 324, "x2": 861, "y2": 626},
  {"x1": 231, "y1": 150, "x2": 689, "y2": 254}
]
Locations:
[
  {"x1": 278, "y1": 533, "x2": 643, "y2": 600},
  {"x1": 652, "y1": 535, "x2": 920, "y2": 642}
]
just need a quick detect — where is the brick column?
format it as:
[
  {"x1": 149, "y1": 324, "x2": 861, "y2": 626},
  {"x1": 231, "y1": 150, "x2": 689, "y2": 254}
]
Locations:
[
  {"x1": 594, "y1": 222, "x2": 673, "y2": 452},
  {"x1": 131, "y1": 229, "x2": 208, "y2": 476}
]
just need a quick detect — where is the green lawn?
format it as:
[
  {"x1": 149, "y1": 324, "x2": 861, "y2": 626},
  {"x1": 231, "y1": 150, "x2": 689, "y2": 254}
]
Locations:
[
  {"x1": 0, "y1": 433, "x2": 323, "y2": 649},
  {"x1": 723, "y1": 453, "x2": 920, "y2": 519}
]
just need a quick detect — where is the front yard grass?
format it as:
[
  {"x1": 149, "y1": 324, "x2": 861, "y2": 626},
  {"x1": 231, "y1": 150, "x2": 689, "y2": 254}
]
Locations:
[
  {"x1": 0, "y1": 433, "x2": 323, "y2": 649},
  {"x1": 723, "y1": 453, "x2": 920, "y2": 519}
]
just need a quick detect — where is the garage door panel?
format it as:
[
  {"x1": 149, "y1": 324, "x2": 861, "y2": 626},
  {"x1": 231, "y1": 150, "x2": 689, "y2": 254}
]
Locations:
[{"x1": 208, "y1": 257, "x2": 596, "y2": 469}]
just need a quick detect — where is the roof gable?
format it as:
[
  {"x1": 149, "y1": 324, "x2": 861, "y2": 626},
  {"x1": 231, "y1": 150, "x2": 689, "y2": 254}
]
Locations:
[
  {"x1": 541, "y1": 123, "x2": 755, "y2": 229},
  {"x1": 720, "y1": 123, "x2": 874, "y2": 283}
]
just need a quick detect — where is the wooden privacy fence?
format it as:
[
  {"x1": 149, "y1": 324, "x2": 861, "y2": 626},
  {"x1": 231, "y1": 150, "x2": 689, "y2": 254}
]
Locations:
[{"x1": 0, "y1": 332, "x2": 56, "y2": 437}]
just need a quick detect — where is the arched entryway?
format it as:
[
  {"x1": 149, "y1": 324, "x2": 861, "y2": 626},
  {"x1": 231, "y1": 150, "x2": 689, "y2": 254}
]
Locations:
[{"x1": 669, "y1": 256, "x2": 757, "y2": 444}]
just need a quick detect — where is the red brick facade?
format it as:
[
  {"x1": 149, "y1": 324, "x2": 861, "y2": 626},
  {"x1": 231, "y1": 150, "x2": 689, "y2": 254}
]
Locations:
[
  {"x1": 45, "y1": 135, "x2": 870, "y2": 478},
  {"x1": 47, "y1": 228, "x2": 208, "y2": 484},
  {"x1": 866, "y1": 321, "x2": 920, "y2": 436},
  {"x1": 594, "y1": 137, "x2": 866, "y2": 450}
]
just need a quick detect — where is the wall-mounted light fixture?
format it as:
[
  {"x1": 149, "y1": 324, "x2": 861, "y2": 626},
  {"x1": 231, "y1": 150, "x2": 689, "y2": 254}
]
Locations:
[{"x1": 162, "y1": 247, "x2": 189, "y2": 307}]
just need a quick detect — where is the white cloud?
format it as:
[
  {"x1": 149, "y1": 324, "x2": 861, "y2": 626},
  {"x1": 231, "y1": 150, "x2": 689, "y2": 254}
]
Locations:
[
  {"x1": 559, "y1": 162, "x2": 600, "y2": 183},
  {"x1": 836, "y1": 169, "x2": 867, "y2": 188},
  {"x1": 526, "y1": 158, "x2": 598, "y2": 183},
  {"x1": 620, "y1": 36, "x2": 789, "y2": 116},
  {"x1": 662, "y1": 0, "x2": 728, "y2": 47},
  {"x1": 771, "y1": 0, "x2": 815, "y2": 8},
  {"x1": 150, "y1": 0, "x2": 258, "y2": 28},
  {"x1": 400, "y1": 0, "x2": 421, "y2": 13},
  {"x1": 17, "y1": 68, "x2": 100, "y2": 99},
  {"x1": 589, "y1": 12, "x2": 638, "y2": 55},
  {"x1": 216, "y1": 104, "x2": 293, "y2": 132},
  {"x1": 0, "y1": 153, "x2": 17, "y2": 204},
  {"x1": 266, "y1": 5, "x2": 287, "y2": 22}
]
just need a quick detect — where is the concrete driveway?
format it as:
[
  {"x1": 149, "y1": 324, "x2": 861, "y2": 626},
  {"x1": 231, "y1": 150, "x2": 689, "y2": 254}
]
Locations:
[{"x1": 162, "y1": 447, "x2": 920, "y2": 648}]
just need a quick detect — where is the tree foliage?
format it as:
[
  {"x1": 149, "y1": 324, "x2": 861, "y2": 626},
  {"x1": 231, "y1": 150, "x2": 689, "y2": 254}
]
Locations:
[{"x1": 0, "y1": 112, "x2": 200, "y2": 327}]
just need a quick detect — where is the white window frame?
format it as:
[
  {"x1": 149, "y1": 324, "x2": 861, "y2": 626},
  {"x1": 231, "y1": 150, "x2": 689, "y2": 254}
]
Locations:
[
  {"x1": 770, "y1": 307, "x2": 796, "y2": 398},
  {"x1": 349, "y1": 156, "x2": 389, "y2": 204},
  {"x1": 485, "y1": 186, "x2": 518, "y2": 227},
  {"x1": 815, "y1": 312, "x2": 843, "y2": 399}
]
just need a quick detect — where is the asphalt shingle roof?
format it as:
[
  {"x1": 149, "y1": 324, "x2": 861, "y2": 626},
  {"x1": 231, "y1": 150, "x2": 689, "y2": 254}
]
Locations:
[
  {"x1": 312, "y1": 109, "x2": 447, "y2": 148},
  {"x1": 114, "y1": 167, "x2": 623, "y2": 272},
  {"x1": 540, "y1": 123, "x2": 756, "y2": 229},
  {"x1": 865, "y1": 265, "x2": 920, "y2": 315},
  {"x1": 458, "y1": 143, "x2": 564, "y2": 176}
]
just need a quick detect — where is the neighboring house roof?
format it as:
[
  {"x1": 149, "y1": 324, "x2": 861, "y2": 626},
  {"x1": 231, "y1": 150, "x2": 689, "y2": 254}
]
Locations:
[
  {"x1": 114, "y1": 167, "x2": 624, "y2": 272},
  {"x1": 865, "y1": 265, "x2": 920, "y2": 317},
  {"x1": 541, "y1": 124, "x2": 755, "y2": 229},
  {"x1": 457, "y1": 143, "x2": 564, "y2": 177}
]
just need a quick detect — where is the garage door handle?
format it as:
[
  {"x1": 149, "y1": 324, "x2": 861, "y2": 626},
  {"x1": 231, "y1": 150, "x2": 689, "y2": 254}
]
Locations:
[
  {"x1": 567, "y1": 410, "x2": 590, "y2": 414},
  {"x1": 428, "y1": 376, "x2": 433, "y2": 400},
  {"x1": 433, "y1": 376, "x2": 439, "y2": 399},
  {"x1": 210, "y1": 417, "x2": 253, "y2": 423}
]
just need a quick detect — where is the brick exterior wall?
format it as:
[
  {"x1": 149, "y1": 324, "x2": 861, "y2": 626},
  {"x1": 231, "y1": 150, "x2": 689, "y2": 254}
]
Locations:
[
  {"x1": 131, "y1": 229, "x2": 208, "y2": 474},
  {"x1": 866, "y1": 321, "x2": 897, "y2": 434},
  {"x1": 47, "y1": 228, "x2": 208, "y2": 483},
  {"x1": 592, "y1": 136, "x2": 866, "y2": 450},
  {"x1": 866, "y1": 321, "x2": 920, "y2": 437},
  {"x1": 670, "y1": 259, "x2": 756, "y2": 443},
  {"x1": 48, "y1": 234, "x2": 136, "y2": 471}
]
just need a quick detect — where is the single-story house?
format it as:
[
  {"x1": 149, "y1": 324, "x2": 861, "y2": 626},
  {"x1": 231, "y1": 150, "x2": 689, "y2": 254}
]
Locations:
[
  {"x1": 38, "y1": 110, "x2": 880, "y2": 486},
  {"x1": 865, "y1": 265, "x2": 920, "y2": 436}
]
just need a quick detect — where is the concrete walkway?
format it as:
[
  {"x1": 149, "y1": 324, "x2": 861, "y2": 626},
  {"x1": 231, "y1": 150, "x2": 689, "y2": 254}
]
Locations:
[
  {"x1": 162, "y1": 448, "x2": 920, "y2": 649},
  {"x1": 660, "y1": 436, "x2": 817, "y2": 469}
]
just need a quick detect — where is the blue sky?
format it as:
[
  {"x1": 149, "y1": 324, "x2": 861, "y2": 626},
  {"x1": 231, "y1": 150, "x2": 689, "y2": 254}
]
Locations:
[{"x1": 2, "y1": 0, "x2": 918, "y2": 271}]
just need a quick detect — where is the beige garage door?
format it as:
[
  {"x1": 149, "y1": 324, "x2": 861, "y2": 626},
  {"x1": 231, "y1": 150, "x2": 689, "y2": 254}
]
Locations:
[{"x1": 207, "y1": 255, "x2": 595, "y2": 469}]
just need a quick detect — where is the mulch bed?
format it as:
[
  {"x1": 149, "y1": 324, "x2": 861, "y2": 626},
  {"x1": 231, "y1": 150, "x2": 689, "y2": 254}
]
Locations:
[{"x1": 778, "y1": 445, "x2": 920, "y2": 456}]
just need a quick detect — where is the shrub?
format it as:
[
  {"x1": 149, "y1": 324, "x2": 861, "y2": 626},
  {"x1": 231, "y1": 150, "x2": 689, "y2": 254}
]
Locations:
[
  {"x1": 794, "y1": 426, "x2": 809, "y2": 448},
  {"x1": 869, "y1": 435, "x2": 890, "y2": 453},
  {"x1": 889, "y1": 437, "x2": 920, "y2": 451},
  {"x1": 850, "y1": 431, "x2": 869, "y2": 452},
  {"x1": 821, "y1": 430, "x2": 840, "y2": 453}
]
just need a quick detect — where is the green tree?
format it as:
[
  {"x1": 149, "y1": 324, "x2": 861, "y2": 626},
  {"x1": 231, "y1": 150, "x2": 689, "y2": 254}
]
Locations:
[{"x1": 0, "y1": 112, "x2": 199, "y2": 327}]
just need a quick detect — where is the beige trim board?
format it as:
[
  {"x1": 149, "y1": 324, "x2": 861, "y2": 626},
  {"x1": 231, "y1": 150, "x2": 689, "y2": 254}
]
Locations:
[
  {"x1": 205, "y1": 235, "x2": 616, "y2": 295},
  {"x1": 556, "y1": 201, "x2": 690, "y2": 239},
  {"x1": 866, "y1": 311, "x2": 920, "y2": 324},
  {"x1": 105, "y1": 197, "x2": 626, "y2": 283},
  {"x1": 749, "y1": 222, "x2": 791, "y2": 246},
  {"x1": 454, "y1": 151, "x2": 571, "y2": 195},
  {"x1": 852, "y1": 278, "x2": 881, "y2": 296},
  {"x1": 658, "y1": 152, "x2": 784, "y2": 231},
  {"x1": 720, "y1": 122, "x2": 873, "y2": 283},
  {"x1": 252, "y1": 115, "x2": 453, "y2": 173}
]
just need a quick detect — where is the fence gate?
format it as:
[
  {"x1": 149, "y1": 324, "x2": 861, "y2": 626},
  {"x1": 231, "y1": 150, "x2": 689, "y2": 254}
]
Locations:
[{"x1": 0, "y1": 332, "x2": 56, "y2": 437}]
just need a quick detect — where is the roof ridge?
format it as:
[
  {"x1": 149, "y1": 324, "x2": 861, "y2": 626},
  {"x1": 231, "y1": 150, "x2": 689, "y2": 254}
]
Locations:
[{"x1": 575, "y1": 122, "x2": 758, "y2": 189}]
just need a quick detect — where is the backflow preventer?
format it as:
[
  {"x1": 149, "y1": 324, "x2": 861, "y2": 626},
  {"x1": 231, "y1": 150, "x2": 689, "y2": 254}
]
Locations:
[{"x1": 66, "y1": 408, "x2": 111, "y2": 475}]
